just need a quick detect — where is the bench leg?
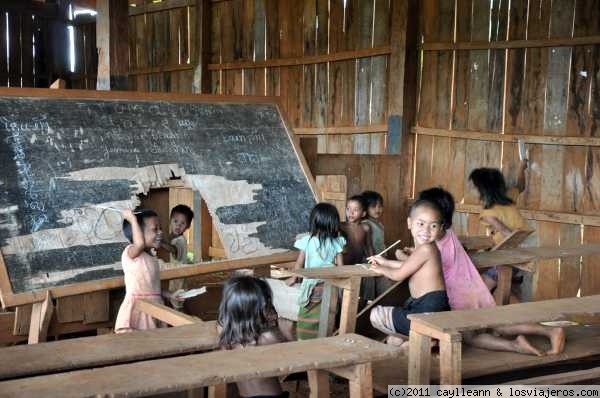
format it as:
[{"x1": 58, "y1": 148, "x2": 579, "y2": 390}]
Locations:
[
  {"x1": 408, "y1": 330, "x2": 432, "y2": 385},
  {"x1": 207, "y1": 384, "x2": 226, "y2": 398},
  {"x1": 494, "y1": 266, "x2": 512, "y2": 305},
  {"x1": 339, "y1": 277, "x2": 360, "y2": 334},
  {"x1": 28, "y1": 291, "x2": 54, "y2": 344},
  {"x1": 439, "y1": 340, "x2": 461, "y2": 386},
  {"x1": 308, "y1": 369, "x2": 330, "y2": 398},
  {"x1": 318, "y1": 283, "x2": 338, "y2": 337},
  {"x1": 348, "y1": 363, "x2": 373, "y2": 398}
]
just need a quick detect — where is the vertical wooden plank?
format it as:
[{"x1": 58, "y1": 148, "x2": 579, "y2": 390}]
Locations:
[
  {"x1": 8, "y1": 13, "x2": 22, "y2": 87},
  {"x1": 242, "y1": 0, "x2": 255, "y2": 95},
  {"x1": 352, "y1": 0, "x2": 373, "y2": 154},
  {"x1": 339, "y1": 0, "x2": 357, "y2": 154},
  {"x1": 128, "y1": 14, "x2": 137, "y2": 90},
  {"x1": 0, "y1": 12, "x2": 7, "y2": 87},
  {"x1": 439, "y1": 339, "x2": 462, "y2": 385},
  {"x1": 210, "y1": 2, "x2": 222, "y2": 94},
  {"x1": 135, "y1": 14, "x2": 147, "y2": 91},
  {"x1": 253, "y1": 0, "x2": 266, "y2": 96},
  {"x1": 582, "y1": 226, "x2": 600, "y2": 296},
  {"x1": 307, "y1": 369, "x2": 330, "y2": 397},
  {"x1": 327, "y1": 0, "x2": 347, "y2": 154},
  {"x1": 13, "y1": 304, "x2": 32, "y2": 336},
  {"x1": 169, "y1": 8, "x2": 182, "y2": 92},
  {"x1": 408, "y1": 330, "x2": 432, "y2": 384},
  {"x1": 314, "y1": 0, "x2": 328, "y2": 152},
  {"x1": 83, "y1": 291, "x2": 110, "y2": 323},
  {"x1": 221, "y1": 0, "x2": 236, "y2": 94},
  {"x1": 21, "y1": 14, "x2": 33, "y2": 87},
  {"x1": 265, "y1": 0, "x2": 279, "y2": 97},
  {"x1": 369, "y1": 0, "x2": 390, "y2": 154},
  {"x1": 56, "y1": 295, "x2": 85, "y2": 323},
  {"x1": 348, "y1": 363, "x2": 373, "y2": 398},
  {"x1": 302, "y1": 0, "x2": 316, "y2": 141},
  {"x1": 338, "y1": 277, "x2": 360, "y2": 334}
]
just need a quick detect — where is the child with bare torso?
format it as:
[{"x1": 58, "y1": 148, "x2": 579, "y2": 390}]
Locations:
[
  {"x1": 341, "y1": 195, "x2": 374, "y2": 300},
  {"x1": 367, "y1": 198, "x2": 449, "y2": 348}
]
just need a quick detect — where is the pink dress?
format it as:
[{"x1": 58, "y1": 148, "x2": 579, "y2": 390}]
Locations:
[
  {"x1": 114, "y1": 245, "x2": 163, "y2": 333},
  {"x1": 436, "y1": 229, "x2": 496, "y2": 310}
]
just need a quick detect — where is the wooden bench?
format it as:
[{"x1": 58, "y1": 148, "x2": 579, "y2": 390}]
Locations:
[
  {"x1": 0, "y1": 333, "x2": 400, "y2": 398},
  {"x1": 406, "y1": 294, "x2": 600, "y2": 385},
  {"x1": 371, "y1": 324, "x2": 600, "y2": 391},
  {"x1": 293, "y1": 243, "x2": 600, "y2": 334}
]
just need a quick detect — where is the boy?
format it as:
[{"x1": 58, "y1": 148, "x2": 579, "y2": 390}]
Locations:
[
  {"x1": 341, "y1": 195, "x2": 374, "y2": 300},
  {"x1": 368, "y1": 197, "x2": 449, "y2": 349},
  {"x1": 361, "y1": 190, "x2": 392, "y2": 295},
  {"x1": 161, "y1": 204, "x2": 194, "y2": 309}
]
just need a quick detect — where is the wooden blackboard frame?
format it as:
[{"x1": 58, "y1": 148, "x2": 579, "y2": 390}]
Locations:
[{"x1": 0, "y1": 87, "x2": 319, "y2": 308}]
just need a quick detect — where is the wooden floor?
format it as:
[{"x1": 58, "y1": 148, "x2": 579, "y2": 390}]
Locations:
[{"x1": 373, "y1": 325, "x2": 600, "y2": 392}]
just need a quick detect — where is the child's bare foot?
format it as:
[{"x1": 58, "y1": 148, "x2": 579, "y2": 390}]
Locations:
[
  {"x1": 513, "y1": 335, "x2": 544, "y2": 356},
  {"x1": 546, "y1": 327, "x2": 566, "y2": 355},
  {"x1": 384, "y1": 335, "x2": 406, "y2": 347}
]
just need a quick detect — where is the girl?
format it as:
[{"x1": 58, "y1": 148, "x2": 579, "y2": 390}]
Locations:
[
  {"x1": 287, "y1": 203, "x2": 346, "y2": 340},
  {"x1": 469, "y1": 167, "x2": 533, "y2": 291},
  {"x1": 115, "y1": 209, "x2": 182, "y2": 333},
  {"x1": 218, "y1": 276, "x2": 288, "y2": 398},
  {"x1": 416, "y1": 187, "x2": 565, "y2": 355}
]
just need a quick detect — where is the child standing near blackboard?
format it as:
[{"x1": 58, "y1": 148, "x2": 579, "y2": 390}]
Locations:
[
  {"x1": 161, "y1": 205, "x2": 194, "y2": 309},
  {"x1": 115, "y1": 209, "x2": 183, "y2": 333},
  {"x1": 287, "y1": 203, "x2": 346, "y2": 339}
]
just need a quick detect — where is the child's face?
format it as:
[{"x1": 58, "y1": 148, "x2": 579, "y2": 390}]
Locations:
[
  {"x1": 345, "y1": 200, "x2": 365, "y2": 223},
  {"x1": 367, "y1": 202, "x2": 384, "y2": 220},
  {"x1": 407, "y1": 206, "x2": 443, "y2": 245},
  {"x1": 170, "y1": 212, "x2": 190, "y2": 236},
  {"x1": 143, "y1": 216, "x2": 162, "y2": 249}
]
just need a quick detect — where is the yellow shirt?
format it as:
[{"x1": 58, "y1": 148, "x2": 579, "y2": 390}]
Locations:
[{"x1": 479, "y1": 188, "x2": 532, "y2": 244}]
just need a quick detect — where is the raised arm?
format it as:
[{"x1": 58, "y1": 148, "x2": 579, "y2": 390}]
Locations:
[
  {"x1": 123, "y1": 210, "x2": 145, "y2": 259},
  {"x1": 481, "y1": 215, "x2": 513, "y2": 238}
]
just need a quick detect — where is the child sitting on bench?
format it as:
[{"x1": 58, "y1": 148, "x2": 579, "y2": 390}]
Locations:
[
  {"x1": 368, "y1": 197, "x2": 450, "y2": 349},
  {"x1": 218, "y1": 276, "x2": 288, "y2": 398}
]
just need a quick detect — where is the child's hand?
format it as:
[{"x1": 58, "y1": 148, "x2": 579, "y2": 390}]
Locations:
[
  {"x1": 368, "y1": 262, "x2": 385, "y2": 275},
  {"x1": 170, "y1": 289, "x2": 186, "y2": 302},
  {"x1": 395, "y1": 249, "x2": 408, "y2": 261},
  {"x1": 286, "y1": 276, "x2": 299, "y2": 286},
  {"x1": 367, "y1": 255, "x2": 385, "y2": 265}
]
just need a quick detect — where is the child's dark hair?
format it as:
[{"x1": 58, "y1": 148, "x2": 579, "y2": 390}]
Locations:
[
  {"x1": 347, "y1": 194, "x2": 367, "y2": 211},
  {"x1": 468, "y1": 168, "x2": 514, "y2": 209},
  {"x1": 416, "y1": 188, "x2": 455, "y2": 228},
  {"x1": 122, "y1": 209, "x2": 158, "y2": 243},
  {"x1": 170, "y1": 204, "x2": 194, "y2": 225},
  {"x1": 409, "y1": 197, "x2": 443, "y2": 222},
  {"x1": 361, "y1": 190, "x2": 384, "y2": 208},
  {"x1": 309, "y1": 203, "x2": 341, "y2": 249},
  {"x1": 218, "y1": 276, "x2": 273, "y2": 349}
]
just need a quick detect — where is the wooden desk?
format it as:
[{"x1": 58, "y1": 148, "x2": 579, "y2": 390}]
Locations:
[
  {"x1": 293, "y1": 243, "x2": 600, "y2": 334},
  {"x1": 0, "y1": 321, "x2": 218, "y2": 381},
  {"x1": 406, "y1": 295, "x2": 600, "y2": 385},
  {"x1": 459, "y1": 235, "x2": 494, "y2": 251},
  {"x1": 0, "y1": 333, "x2": 400, "y2": 398}
]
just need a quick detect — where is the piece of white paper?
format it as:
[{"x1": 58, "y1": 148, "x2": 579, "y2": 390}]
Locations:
[{"x1": 176, "y1": 287, "x2": 207, "y2": 299}]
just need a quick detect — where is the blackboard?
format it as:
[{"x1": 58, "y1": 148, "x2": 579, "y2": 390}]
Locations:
[{"x1": 0, "y1": 89, "x2": 317, "y2": 305}]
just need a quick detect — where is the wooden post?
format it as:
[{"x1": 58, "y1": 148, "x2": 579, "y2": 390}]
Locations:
[
  {"x1": 96, "y1": 0, "x2": 129, "y2": 90},
  {"x1": 318, "y1": 283, "x2": 338, "y2": 337},
  {"x1": 207, "y1": 384, "x2": 226, "y2": 398},
  {"x1": 338, "y1": 277, "x2": 361, "y2": 334},
  {"x1": 193, "y1": 0, "x2": 212, "y2": 94},
  {"x1": 407, "y1": 330, "x2": 432, "y2": 385},
  {"x1": 28, "y1": 291, "x2": 54, "y2": 344},
  {"x1": 348, "y1": 363, "x2": 373, "y2": 398},
  {"x1": 439, "y1": 339, "x2": 462, "y2": 386},
  {"x1": 494, "y1": 266, "x2": 513, "y2": 305},
  {"x1": 307, "y1": 369, "x2": 330, "y2": 398}
]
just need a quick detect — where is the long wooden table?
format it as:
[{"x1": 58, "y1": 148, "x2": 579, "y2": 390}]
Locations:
[
  {"x1": 407, "y1": 295, "x2": 600, "y2": 385},
  {"x1": 0, "y1": 333, "x2": 400, "y2": 398},
  {"x1": 292, "y1": 244, "x2": 600, "y2": 334}
]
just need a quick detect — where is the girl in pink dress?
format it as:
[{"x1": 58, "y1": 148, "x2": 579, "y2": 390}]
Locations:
[
  {"x1": 115, "y1": 209, "x2": 182, "y2": 333},
  {"x1": 399, "y1": 188, "x2": 565, "y2": 356}
]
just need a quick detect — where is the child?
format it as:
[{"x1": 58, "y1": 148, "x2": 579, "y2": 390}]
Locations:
[
  {"x1": 418, "y1": 187, "x2": 565, "y2": 356},
  {"x1": 218, "y1": 276, "x2": 288, "y2": 398},
  {"x1": 161, "y1": 205, "x2": 194, "y2": 308},
  {"x1": 287, "y1": 203, "x2": 345, "y2": 340},
  {"x1": 469, "y1": 167, "x2": 533, "y2": 291},
  {"x1": 368, "y1": 197, "x2": 450, "y2": 348},
  {"x1": 361, "y1": 190, "x2": 393, "y2": 296},
  {"x1": 115, "y1": 209, "x2": 182, "y2": 333},
  {"x1": 342, "y1": 195, "x2": 375, "y2": 300}
]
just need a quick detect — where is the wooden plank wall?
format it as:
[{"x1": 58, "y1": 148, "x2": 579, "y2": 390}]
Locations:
[
  {"x1": 414, "y1": 0, "x2": 600, "y2": 300},
  {"x1": 71, "y1": 22, "x2": 98, "y2": 89}
]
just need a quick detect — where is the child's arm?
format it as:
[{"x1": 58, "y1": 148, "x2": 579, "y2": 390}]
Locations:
[
  {"x1": 362, "y1": 223, "x2": 374, "y2": 257},
  {"x1": 286, "y1": 250, "x2": 305, "y2": 286},
  {"x1": 368, "y1": 244, "x2": 433, "y2": 283},
  {"x1": 481, "y1": 215, "x2": 513, "y2": 238},
  {"x1": 160, "y1": 238, "x2": 177, "y2": 255},
  {"x1": 335, "y1": 253, "x2": 343, "y2": 266},
  {"x1": 123, "y1": 210, "x2": 145, "y2": 259}
]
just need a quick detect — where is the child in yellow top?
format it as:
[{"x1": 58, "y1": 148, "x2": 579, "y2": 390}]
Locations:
[{"x1": 469, "y1": 162, "x2": 532, "y2": 291}]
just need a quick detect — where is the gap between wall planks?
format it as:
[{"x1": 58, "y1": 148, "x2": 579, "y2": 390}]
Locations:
[{"x1": 414, "y1": 0, "x2": 600, "y2": 300}]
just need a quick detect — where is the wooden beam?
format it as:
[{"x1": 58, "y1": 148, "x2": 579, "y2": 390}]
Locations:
[
  {"x1": 455, "y1": 203, "x2": 600, "y2": 227},
  {"x1": 129, "y1": 0, "x2": 195, "y2": 16},
  {"x1": 133, "y1": 299, "x2": 200, "y2": 326},
  {"x1": 28, "y1": 291, "x2": 53, "y2": 344},
  {"x1": 128, "y1": 64, "x2": 194, "y2": 76},
  {"x1": 294, "y1": 124, "x2": 388, "y2": 135},
  {"x1": 97, "y1": 0, "x2": 129, "y2": 90},
  {"x1": 207, "y1": 47, "x2": 392, "y2": 71},
  {"x1": 192, "y1": 0, "x2": 211, "y2": 94},
  {"x1": 96, "y1": 0, "x2": 110, "y2": 90},
  {"x1": 414, "y1": 126, "x2": 600, "y2": 147},
  {"x1": 423, "y1": 35, "x2": 600, "y2": 51}
]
